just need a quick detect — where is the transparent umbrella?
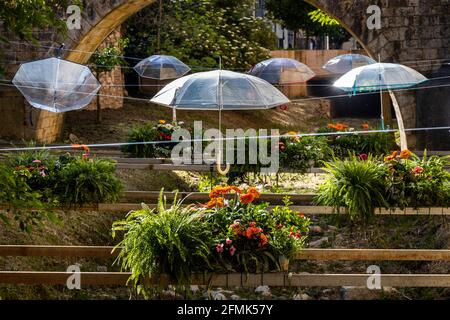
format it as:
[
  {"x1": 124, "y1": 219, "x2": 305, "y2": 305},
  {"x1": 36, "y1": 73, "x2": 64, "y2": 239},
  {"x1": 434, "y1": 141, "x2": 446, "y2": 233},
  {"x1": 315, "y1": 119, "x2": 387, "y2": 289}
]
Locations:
[
  {"x1": 322, "y1": 54, "x2": 376, "y2": 74},
  {"x1": 249, "y1": 58, "x2": 315, "y2": 84},
  {"x1": 12, "y1": 57, "x2": 100, "y2": 113},
  {"x1": 134, "y1": 55, "x2": 191, "y2": 80},
  {"x1": 151, "y1": 70, "x2": 290, "y2": 174},
  {"x1": 333, "y1": 63, "x2": 428, "y2": 150}
]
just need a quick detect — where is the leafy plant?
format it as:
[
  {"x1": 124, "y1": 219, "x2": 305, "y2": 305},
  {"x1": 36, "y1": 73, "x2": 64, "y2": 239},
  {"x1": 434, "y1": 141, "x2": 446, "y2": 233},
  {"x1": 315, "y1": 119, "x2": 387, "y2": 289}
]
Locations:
[
  {"x1": 56, "y1": 157, "x2": 123, "y2": 207},
  {"x1": 122, "y1": 120, "x2": 186, "y2": 158},
  {"x1": 279, "y1": 133, "x2": 330, "y2": 172},
  {"x1": 318, "y1": 122, "x2": 396, "y2": 158},
  {"x1": 112, "y1": 192, "x2": 213, "y2": 296},
  {"x1": 315, "y1": 154, "x2": 388, "y2": 220}
]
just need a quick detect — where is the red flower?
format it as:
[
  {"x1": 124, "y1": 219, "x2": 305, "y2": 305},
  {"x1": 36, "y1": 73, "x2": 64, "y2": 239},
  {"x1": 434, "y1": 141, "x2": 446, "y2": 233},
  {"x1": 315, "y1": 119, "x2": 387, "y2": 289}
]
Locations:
[
  {"x1": 259, "y1": 234, "x2": 269, "y2": 247},
  {"x1": 279, "y1": 141, "x2": 286, "y2": 152},
  {"x1": 229, "y1": 246, "x2": 237, "y2": 256},
  {"x1": 358, "y1": 153, "x2": 368, "y2": 161},
  {"x1": 240, "y1": 193, "x2": 255, "y2": 204},
  {"x1": 216, "y1": 243, "x2": 224, "y2": 253},
  {"x1": 361, "y1": 123, "x2": 370, "y2": 130},
  {"x1": 412, "y1": 166, "x2": 424, "y2": 175}
]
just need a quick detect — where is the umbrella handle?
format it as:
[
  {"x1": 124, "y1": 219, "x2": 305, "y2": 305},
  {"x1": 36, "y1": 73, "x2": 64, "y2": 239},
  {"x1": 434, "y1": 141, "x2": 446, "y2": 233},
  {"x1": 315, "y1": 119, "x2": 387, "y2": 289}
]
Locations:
[{"x1": 216, "y1": 151, "x2": 230, "y2": 175}]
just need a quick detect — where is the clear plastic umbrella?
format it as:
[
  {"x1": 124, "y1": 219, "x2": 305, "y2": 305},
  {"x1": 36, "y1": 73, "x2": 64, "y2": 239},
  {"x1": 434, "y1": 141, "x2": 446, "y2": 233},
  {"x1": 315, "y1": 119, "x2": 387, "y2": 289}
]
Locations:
[
  {"x1": 333, "y1": 63, "x2": 427, "y2": 93},
  {"x1": 249, "y1": 58, "x2": 315, "y2": 84},
  {"x1": 134, "y1": 55, "x2": 191, "y2": 80},
  {"x1": 151, "y1": 69, "x2": 290, "y2": 174},
  {"x1": 151, "y1": 70, "x2": 290, "y2": 111},
  {"x1": 12, "y1": 57, "x2": 100, "y2": 113},
  {"x1": 322, "y1": 54, "x2": 376, "y2": 74},
  {"x1": 333, "y1": 63, "x2": 428, "y2": 150}
]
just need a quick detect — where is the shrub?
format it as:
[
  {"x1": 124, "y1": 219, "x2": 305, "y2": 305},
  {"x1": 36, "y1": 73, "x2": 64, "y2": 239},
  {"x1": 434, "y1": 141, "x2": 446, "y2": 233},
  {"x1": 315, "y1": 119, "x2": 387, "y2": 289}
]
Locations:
[
  {"x1": 318, "y1": 122, "x2": 395, "y2": 158},
  {"x1": 279, "y1": 133, "x2": 330, "y2": 172},
  {"x1": 315, "y1": 154, "x2": 388, "y2": 220},
  {"x1": 122, "y1": 120, "x2": 186, "y2": 158},
  {"x1": 112, "y1": 193, "x2": 213, "y2": 295},
  {"x1": 316, "y1": 151, "x2": 450, "y2": 220},
  {"x1": 56, "y1": 157, "x2": 123, "y2": 207},
  {"x1": 113, "y1": 185, "x2": 310, "y2": 297}
]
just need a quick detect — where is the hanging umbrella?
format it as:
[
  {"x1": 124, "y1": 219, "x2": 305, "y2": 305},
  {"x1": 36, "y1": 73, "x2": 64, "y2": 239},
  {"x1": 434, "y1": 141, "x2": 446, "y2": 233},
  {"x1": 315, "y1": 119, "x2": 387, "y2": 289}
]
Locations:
[
  {"x1": 151, "y1": 70, "x2": 290, "y2": 112},
  {"x1": 249, "y1": 58, "x2": 315, "y2": 85},
  {"x1": 134, "y1": 55, "x2": 191, "y2": 80},
  {"x1": 333, "y1": 62, "x2": 428, "y2": 150},
  {"x1": 151, "y1": 69, "x2": 290, "y2": 174},
  {"x1": 323, "y1": 54, "x2": 376, "y2": 74},
  {"x1": 12, "y1": 57, "x2": 100, "y2": 113}
]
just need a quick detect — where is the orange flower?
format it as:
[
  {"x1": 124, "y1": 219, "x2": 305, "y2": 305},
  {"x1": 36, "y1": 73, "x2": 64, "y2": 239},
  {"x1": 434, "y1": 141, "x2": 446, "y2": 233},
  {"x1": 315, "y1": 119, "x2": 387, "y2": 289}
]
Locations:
[
  {"x1": 327, "y1": 123, "x2": 336, "y2": 129},
  {"x1": 334, "y1": 123, "x2": 348, "y2": 131},
  {"x1": 247, "y1": 187, "x2": 261, "y2": 199},
  {"x1": 298, "y1": 212, "x2": 305, "y2": 218},
  {"x1": 384, "y1": 151, "x2": 398, "y2": 162},
  {"x1": 400, "y1": 149, "x2": 412, "y2": 159},
  {"x1": 361, "y1": 123, "x2": 370, "y2": 130},
  {"x1": 240, "y1": 193, "x2": 255, "y2": 204},
  {"x1": 259, "y1": 233, "x2": 269, "y2": 247},
  {"x1": 229, "y1": 186, "x2": 243, "y2": 194},
  {"x1": 206, "y1": 197, "x2": 224, "y2": 208},
  {"x1": 71, "y1": 144, "x2": 81, "y2": 149},
  {"x1": 81, "y1": 144, "x2": 90, "y2": 153},
  {"x1": 159, "y1": 120, "x2": 166, "y2": 124}
]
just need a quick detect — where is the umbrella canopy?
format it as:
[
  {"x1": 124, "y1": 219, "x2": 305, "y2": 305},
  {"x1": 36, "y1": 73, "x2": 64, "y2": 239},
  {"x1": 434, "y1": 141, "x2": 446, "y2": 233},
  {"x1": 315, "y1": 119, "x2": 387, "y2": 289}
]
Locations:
[
  {"x1": 12, "y1": 57, "x2": 100, "y2": 113},
  {"x1": 151, "y1": 70, "x2": 290, "y2": 110},
  {"x1": 134, "y1": 55, "x2": 191, "y2": 80},
  {"x1": 249, "y1": 58, "x2": 315, "y2": 85},
  {"x1": 333, "y1": 63, "x2": 427, "y2": 93},
  {"x1": 323, "y1": 54, "x2": 376, "y2": 74}
]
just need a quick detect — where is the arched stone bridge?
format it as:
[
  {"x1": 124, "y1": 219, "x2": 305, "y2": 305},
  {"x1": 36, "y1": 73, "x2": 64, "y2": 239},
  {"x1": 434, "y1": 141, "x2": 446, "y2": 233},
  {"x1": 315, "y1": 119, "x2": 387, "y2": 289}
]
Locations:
[{"x1": 1, "y1": 0, "x2": 449, "y2": 147}]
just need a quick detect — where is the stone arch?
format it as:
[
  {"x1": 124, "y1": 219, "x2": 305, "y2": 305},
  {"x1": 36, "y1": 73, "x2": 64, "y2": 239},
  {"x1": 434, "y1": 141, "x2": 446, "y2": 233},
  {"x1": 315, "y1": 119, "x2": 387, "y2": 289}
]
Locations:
[{"x1": 2, "y1": 0, "x2": 449, "y2": 145}]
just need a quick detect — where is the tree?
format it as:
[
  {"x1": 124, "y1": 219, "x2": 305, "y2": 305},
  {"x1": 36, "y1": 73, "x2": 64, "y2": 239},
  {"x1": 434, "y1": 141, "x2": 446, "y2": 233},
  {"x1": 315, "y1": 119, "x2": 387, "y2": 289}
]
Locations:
[
  {"x1": 0, "y1": 0, "x2": 70, "y2": 43},
  {"x1": 89, "y1": 38, "x2": 128, "y2": 123},
  {"x1": 265, "y1": 0, "x2": 347, "y2": 48},
  {"x1": 124, "y1": 0, "x2": 277, "y2": 70}
]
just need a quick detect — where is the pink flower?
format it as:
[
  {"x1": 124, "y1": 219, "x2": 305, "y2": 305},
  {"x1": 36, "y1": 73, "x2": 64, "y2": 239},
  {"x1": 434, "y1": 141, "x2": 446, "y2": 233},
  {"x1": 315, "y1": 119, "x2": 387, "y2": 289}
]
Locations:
[
  {"x1": 229, "y1": 246, "x2": 236, "y2": 256},
  {"x1": 358, "y1": 153, "x2": 368, "y2": 161},
  {"x1": 40, "y1": 171, "x2": 46, "y2": 177},
  {"x1": 412, "y1": 166, "x2": 424, "y2": 175},
  {"x1": 32, "y1": 160, "x2": 42, "y2": 163},
  {"x1": 216, "y1": 243, "x2": 224, "y2": 253},
  {"x1": 225, "y1": 238, "x2": 232, "y2": 245}
]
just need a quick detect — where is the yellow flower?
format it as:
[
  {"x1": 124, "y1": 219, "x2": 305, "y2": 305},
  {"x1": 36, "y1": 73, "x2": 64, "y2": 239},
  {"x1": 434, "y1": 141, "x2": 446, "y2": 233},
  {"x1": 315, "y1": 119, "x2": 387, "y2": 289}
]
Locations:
[{"x1": 159, "y1": 120, "x2": 166, "y2": 124}]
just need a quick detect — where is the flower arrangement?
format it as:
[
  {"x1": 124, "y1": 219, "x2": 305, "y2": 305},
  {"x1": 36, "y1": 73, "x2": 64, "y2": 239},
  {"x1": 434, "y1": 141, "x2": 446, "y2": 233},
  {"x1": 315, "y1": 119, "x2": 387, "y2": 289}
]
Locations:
[
  {"x1": 113, "y1": 186, "x2": 310, "y2": 294},
  {"x1": 2, "y1": 147, "x2": 123, "y2": 231},
  {"x1": 318, "y1": 122, "x2": 396, "y2": 158},
  {"x1": 316, "y1": 151, "x2": 450, "y2": 220},
  {"x1": 122, "y1": 120, "x2": 189, "y2": 158}
]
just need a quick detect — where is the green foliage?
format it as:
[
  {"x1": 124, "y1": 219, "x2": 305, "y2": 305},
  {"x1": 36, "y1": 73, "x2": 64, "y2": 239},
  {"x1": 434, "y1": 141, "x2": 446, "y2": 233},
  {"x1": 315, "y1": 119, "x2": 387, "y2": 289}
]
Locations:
[
  {"x1": 315, "y1": 154, "x2": 388, "y2": 220},
  {"x1": 308, "y1": 9, "x2": 340, "y2": 26},
  {"x1": 384, "y1": 153, "x2": 450, "y2": 209},
  {"x1": 124, "y1": 0, "x2": 276, "y2": 70},
  {"x1": 280, "y1": 135, "x2": 330, "y2": 172},
  {"x1": 122, "y1": 120, "x2": 187, "y2": 158},
  {"x1": 56, "y1": 157, "x2": 123, "y2": 207},
  {"x1": 265, "y1": 0, "x2": 347, "y2": 40},
  {"x1": 112, "y1": 193, "x2": 213, "y2": 295},
  {"x1": 318, "y1": 123, "x2": 396, "y2": 158},
  {"x1": 113, "y1": 187, "x2": 310, "y2": 297},
  {"x1": 316, "y1": 152, "x2": 450, "y2": 220},
  {"x1": 1, "y1": 147, "x2": 123, "y2": 231},
  {"x1": 89, "y1": 38, "x2": 129, "y2": 73},
  {"x1": 0, "y1": 0, "x2": 69, "y2": 44}
]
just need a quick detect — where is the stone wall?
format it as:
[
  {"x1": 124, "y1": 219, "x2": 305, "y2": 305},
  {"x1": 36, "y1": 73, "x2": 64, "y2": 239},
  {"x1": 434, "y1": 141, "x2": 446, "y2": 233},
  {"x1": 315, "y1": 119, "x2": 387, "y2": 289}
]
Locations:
[
  {"x1": 0, "y1": 25, "x2": 64, "y2": 143},
  {"x1": 86, "y1": 27, "x2": 125, "y2": 111}
]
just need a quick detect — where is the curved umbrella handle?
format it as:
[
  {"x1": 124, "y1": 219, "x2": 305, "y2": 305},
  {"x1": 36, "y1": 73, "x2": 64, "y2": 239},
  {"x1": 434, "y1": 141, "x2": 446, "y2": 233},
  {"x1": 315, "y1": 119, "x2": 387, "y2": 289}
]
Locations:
[{"x1": 216, "y1": 151, "x2": 230, "y2": 175}]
